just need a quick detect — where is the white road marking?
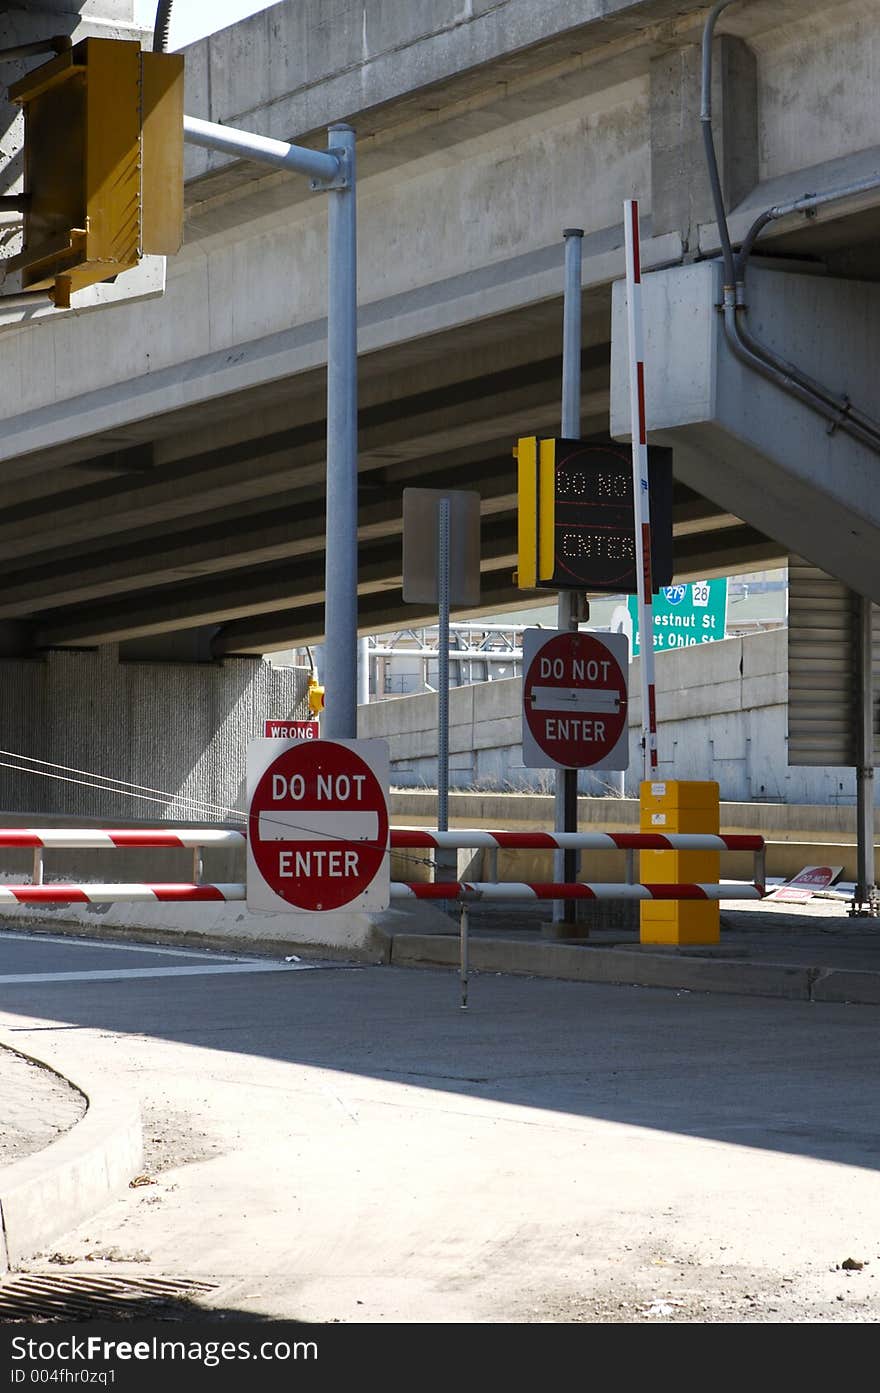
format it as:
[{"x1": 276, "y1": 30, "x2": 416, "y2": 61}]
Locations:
[
  {"x1": 0, "y1": 929, "x2": 251, "y2": 961},
  {"x1": 0, "y1": 962, "x2": 333, "y2": 985}
]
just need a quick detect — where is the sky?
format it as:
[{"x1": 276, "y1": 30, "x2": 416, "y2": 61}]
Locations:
[{"x1": 132, "y1": 0, "x2": 277, "y2": 50}]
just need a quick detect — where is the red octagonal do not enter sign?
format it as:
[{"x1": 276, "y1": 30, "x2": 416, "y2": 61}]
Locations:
[
  {"x1": 522, "y1": 628, "x2": 629, "y2": 771},
  {"x1": 247, "y1": 738, "x2": 390, "y2": 913}
]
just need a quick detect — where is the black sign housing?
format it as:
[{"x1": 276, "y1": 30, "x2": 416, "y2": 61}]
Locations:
[{"x1": 548, "y1": 436, "x2": 673, "y2": 593}]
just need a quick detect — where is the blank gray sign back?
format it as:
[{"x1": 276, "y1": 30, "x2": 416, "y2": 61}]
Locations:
[{"x1": 402, "y1": 488, "x2": 481, "y2": 606}]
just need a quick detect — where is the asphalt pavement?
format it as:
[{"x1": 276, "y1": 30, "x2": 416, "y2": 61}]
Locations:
[{"x1": 2, "y1": 905, "x2": 880, "y2": 1323}]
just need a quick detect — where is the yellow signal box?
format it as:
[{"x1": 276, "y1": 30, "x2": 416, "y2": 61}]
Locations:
[
  {"x1": 308, "y1": 677, "x2": 325, "y2": 715},
  {"x1": 639, "y1": 780, "x2": 720, "y2": 945},
  {"x1": 514, "y1": 435, "x2": 556, "y2": 588},
  {"x1": 7, "y1": 37, "x2": 184, "y2": 308}
]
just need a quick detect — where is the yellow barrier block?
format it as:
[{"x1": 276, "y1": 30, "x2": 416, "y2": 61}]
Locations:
[{"x1": 639, "y1": 780, "x2": 720, "y2": 945}]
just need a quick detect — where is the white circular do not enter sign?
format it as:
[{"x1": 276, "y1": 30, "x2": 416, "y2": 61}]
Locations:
[
  {"x1": 521, "y1": 628, "x2": 629, "y2": 770},
  {"x1": 246, "y1": 738, "x2": 390, "y2": 913}
]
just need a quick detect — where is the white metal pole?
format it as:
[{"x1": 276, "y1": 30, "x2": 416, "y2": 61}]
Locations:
[
  {"x1": 623, "y1": 199, "x2": 659, "y2": 781},
  {"x1": 323, "y1": 123, "x2": 358, "y2": 739},
  {"x1": 358, "y1": 635, "x2": 370, "y2": 707}
]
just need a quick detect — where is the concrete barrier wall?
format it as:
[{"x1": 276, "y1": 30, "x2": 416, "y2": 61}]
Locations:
[
  {"x1": 0, "y1": 646, "x2": 310, "y2": 825},
  {"x1": 359, "y1": 629, "x2": 868, "y2": 808},
  {"x1": 388, "y1": 789, "x2": 873, "y2": 882}
]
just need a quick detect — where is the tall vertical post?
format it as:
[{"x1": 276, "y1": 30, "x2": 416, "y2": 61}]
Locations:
[
  {"x1": 553, "y1": 229, "x2": 585, "y2": 929},
  {"x1": 623, "y1": 199, "x2": 659, "y2": 781},
  {"x1": 323, "y1": 123, "x2": 358, "y2": 739},
  {"x1": 438, "y1": 497, "x2": 451, "y2": 833},
  {"x1": 854, "y1": 592, "x2": 877, "y2": 913}
]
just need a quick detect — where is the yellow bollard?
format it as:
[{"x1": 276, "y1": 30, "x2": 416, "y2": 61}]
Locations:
[{"x1": 639, "y1": 781, "x2": 720, "y2": 945}]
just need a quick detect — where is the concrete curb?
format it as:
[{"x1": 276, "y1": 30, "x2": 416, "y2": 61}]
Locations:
[
  {"x1": 0, "y1": 1040, "x2": 143, "y2": 1273},
  {"x1": 387, "y1": 933, "x2": 880, "y2": 1005},
  {"x1": 811, "y1": 969, "x2": 880, "y2": 1006}
]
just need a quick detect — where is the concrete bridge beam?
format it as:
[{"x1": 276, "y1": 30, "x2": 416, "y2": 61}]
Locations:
[
  {"x1": 650, "y1": 34, "x2": 758, "y2": 250},
  {"x1": 610, "y1": 260, "x2": 880, "y2": 601}
]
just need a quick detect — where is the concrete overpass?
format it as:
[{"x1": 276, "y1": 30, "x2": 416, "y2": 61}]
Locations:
[{"x1": 0, "y1": 0, "x2": 877, "y2": 814}]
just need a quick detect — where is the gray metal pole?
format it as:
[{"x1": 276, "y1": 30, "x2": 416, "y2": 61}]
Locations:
[
  {"x1": 460, "y1": 901, "x2": 469, "y2": 1010},
  {"x1": 323, "y1": 124, "x2": 358, "y2": 739},
  {"x1": 854, "y1": 592, "x2": 877, "y2": 914},
  {"x1": 553, "y1": 229, "x2": 584, "y2": 930},
  {"x1": 182, "y1": 115, "x2": 340, "y2": 184},
  {"x1": 438, "y1": 497, "x2": 451, "y2": 832}
]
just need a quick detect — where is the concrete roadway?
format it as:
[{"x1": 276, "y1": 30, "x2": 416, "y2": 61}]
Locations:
[{"x1": 2, "y1": 928, "x2": 880, "y2": 1324}]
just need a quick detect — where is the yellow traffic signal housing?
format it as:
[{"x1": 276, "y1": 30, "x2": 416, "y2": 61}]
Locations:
[
  {"x1": 7, "y1": 37, "x2": 184, "y2": 308},
  {"x1": 308, "y1": 678, "x2": 325, "y2": 715},
  {"x1": 515, "y1": 435, "x2": 556, "y2": 589}
]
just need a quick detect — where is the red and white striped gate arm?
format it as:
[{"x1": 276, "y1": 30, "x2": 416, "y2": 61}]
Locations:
[
  {"x1": 0, "y1": 883, "x2": 246, "y2": 904},
  {"x1": 390, "y1": 829, "x2": 764, "y2": 852},
  {"x1": 0, "y1": 827, "x2": 763, "y2": 852},
  {"x1": 0, "y1": 828, "x2": 246, "y2": 848},
  {"x1": 391, "y1": 882, "x2": 765, "y2": 902},
  {"x1": 623, "y1": 197, "x2": 659, "y2": 779},
  {"x1": 0, "y1": 881, "x2": 764, "y2": 904}
]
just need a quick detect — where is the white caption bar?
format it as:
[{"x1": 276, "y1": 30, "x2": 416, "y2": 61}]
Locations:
[
  {"x1": 257, "y1": 811, "x2": 379, "y2": 843},
  {"x1": 529, "y1": 686, "x2": 620, "y2": 713}
]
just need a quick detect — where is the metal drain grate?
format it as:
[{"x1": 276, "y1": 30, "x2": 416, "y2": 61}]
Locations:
[{"x1": 0, "y1": 1274, "x2": 218, "y2": 1322}]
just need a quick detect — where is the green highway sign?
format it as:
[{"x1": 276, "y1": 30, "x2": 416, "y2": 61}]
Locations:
[{"x1": 612, "y1": 578, "x2": 728, "y2": 658}]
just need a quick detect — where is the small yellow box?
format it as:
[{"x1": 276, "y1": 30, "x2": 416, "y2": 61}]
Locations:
[{"x1": 639, "y1": 780, "x2": 720, "y2": 945}]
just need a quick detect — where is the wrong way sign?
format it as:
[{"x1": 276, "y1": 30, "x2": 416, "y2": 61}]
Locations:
[
  {"x1": 522, "y1": 629, "x2": 629, "y2": 770},
  {"x1": 247, "y1": 738, "x2": 390, "y2": 913}
]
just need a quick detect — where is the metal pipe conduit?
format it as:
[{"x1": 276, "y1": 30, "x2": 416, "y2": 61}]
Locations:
[{"x1": 700, "y1": 0, "x2": 880, "y2": 455}]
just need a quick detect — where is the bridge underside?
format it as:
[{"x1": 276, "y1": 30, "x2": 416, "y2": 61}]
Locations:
[
  {"x1": 0, "y1": 291, "x2": 787, "y2": 659},
  {"x1": 1, "y1": 0, "x2": 878, "y2": 659}
]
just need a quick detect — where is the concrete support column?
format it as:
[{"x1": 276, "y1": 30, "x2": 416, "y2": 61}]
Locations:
[{"x1": 650, "y1": 36, "x2": 757, "y2": 252}]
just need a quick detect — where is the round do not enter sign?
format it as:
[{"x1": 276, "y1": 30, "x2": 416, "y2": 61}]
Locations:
[
  {"x1": 522, "y1": 629, "x2": 629, "y2": 770},
  {"x1": 247, "y1": 738, "x2": 390, "y2": 912}
]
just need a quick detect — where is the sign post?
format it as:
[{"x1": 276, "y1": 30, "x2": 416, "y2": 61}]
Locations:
[
  {"x1": 623, "y1": 198, "x2": 659, "y2": 780},
  {"x1": 402, "y1": 487, "x2": 480, "y2": 839},
  {"x1": 555, "y1": 229, "x2": 585, "y2": 927},
  {"x1": 246, "y1": 738, "x2": 389, "y2": 913},
  {"x1": 522, "y1": 629, "x2": 629, "y2": 771},
  {"x1": 183, "y1": 116, "x2": 359, "y2": 741}
]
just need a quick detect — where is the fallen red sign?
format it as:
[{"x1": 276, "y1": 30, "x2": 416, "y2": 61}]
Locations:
[{"x1": 767, "y1": 865, "x2": 843, "y2": 903}]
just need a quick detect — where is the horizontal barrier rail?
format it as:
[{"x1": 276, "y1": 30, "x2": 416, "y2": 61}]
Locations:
[
  {"x1": 391, "y1": 882, "x2": 765, "y2": 902},
  {"x1": 390, "y1": 829, "x2": 765, "y2": 851},
  {"x1": 0, "y1": 828, "x2": 763, "y2": 852},
  {"x1": 0, "y1": 881, "x2": 765, "y2": 905},
  {"x1": 0, "y1": 883, "x2": 246, "y2": 903},
  {"x1": 0, "y1": 828, "x2": 246, "y2": 848}
]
